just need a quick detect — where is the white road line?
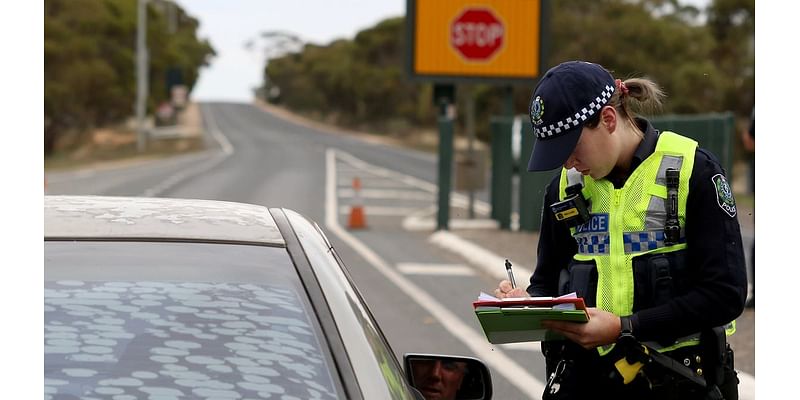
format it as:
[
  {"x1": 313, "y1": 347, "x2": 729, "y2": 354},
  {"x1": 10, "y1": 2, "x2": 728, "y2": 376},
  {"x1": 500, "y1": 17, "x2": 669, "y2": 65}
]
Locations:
[
  {"x1": 451, "y1": 195, "x2": 491, "y2": 215},
  {"x1": 209, "y1": 110, "x2": 234, "y2": 155},
  {"x1": 325, "y1": 148, "x2": 545, "y2": 399},
  {"x1": 338, "y1": 178, "x2": 413, "y2": 188},
  {"x1": 396, "y1": 263, "x2": 476, "y2": 276},
  {"x1": 404, "y1": 217, "x2": 499, "y2": 231},
  {"x1": 429, "y1": 230, "x2": 533, "y2": 282},
  {"x1": 336, "y1": 151, "x2": 439, "y2": 193},
  {"x1": 140, "y1": 105, "x2": 234, "y2": 197},
  {"x1": 337, "y1": 188, "x2": 434, "y2": 201},
  {"x1": 335, "y1": 150, "x2": 492, "y2": 222},
  {"x1": 337, "y1": 206, "x2": 425, "y2": 216},
  {"x1": 498, "y1": 342, "x2": 543, "y2": 353}
]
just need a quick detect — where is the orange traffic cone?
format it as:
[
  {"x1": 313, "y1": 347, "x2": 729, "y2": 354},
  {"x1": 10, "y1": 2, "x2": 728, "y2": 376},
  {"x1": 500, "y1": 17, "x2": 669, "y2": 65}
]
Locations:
[{"x1": 347, "y1": 177, "x2": 367, "y2": 229}]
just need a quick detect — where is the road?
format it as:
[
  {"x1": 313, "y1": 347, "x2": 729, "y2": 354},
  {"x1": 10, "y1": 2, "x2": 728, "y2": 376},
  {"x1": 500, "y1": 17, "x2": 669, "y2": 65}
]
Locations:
[
  {"x1": 46, "y1": 101, "x2": 755, "y2": 399},
  {"x1": 46, "y1": 102, "x2": 543, "y2": 399}
]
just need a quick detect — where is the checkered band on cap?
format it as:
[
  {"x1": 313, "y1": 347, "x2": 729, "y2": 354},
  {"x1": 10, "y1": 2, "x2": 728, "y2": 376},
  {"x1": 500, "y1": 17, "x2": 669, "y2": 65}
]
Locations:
[{"x1": 535, "y1": 84, "x2": 616, "y2": 139}]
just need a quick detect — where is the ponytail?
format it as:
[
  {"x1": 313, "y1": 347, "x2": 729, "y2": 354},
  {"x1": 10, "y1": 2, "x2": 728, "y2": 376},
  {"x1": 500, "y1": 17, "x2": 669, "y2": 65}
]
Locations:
[
  {"x1": 584, "y1": 74, "x2": 665, "y2": 132},
  {"x1": 612, "y1": 77, "x2": 665, "y2": 120}
]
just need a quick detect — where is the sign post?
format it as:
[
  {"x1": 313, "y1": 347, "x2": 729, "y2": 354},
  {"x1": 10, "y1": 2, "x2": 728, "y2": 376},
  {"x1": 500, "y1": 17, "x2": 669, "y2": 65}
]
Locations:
[
  {"x1": 434, "y1": 84, "x2": 455, "y2": 230},
  {"x1": 136, "y1": 0, "x2": 149, "y2": 152},
  {"x1": 407, "y1": 0, "x2": 546, "y2": 230}
]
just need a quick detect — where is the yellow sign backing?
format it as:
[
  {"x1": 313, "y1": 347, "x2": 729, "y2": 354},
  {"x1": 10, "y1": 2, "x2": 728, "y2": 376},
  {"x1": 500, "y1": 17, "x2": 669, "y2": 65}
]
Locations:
[{"x1": 410, "y1": 0, "x2": 542, "y2": 81}]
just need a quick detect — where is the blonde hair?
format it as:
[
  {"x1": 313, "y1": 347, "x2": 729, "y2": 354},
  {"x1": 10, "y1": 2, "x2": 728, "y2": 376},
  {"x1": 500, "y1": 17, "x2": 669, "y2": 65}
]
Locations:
[
  {"x1": 612, "y1": 77, "x2": 665, "y2": 121},
  {"x1": 584, "y1": 76, "x2": 664, "y2": 136}
]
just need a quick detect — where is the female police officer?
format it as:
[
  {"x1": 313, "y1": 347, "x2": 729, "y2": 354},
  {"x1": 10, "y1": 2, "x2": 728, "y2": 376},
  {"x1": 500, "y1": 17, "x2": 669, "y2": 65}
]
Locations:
[{"x1": 493, "y1": 61, "x2": 746, "y2": 399}]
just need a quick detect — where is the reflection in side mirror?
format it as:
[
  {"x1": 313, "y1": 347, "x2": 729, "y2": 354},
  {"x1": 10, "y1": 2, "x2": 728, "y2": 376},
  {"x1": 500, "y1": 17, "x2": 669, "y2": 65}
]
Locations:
[{"x1": 404, "y1": 353, "x2": 492, "y2": 400}]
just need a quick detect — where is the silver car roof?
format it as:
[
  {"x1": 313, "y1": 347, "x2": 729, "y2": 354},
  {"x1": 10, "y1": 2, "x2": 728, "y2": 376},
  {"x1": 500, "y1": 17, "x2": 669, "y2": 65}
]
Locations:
[{"x1": 44, "y1": 195, "x2": 285, "y2": 246}]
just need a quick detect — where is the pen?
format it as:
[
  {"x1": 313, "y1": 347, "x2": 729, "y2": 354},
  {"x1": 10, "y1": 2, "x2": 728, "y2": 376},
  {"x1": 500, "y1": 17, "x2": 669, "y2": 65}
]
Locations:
[{"x1": 505, "y1": 259, "x2": 516, "y2": 289}]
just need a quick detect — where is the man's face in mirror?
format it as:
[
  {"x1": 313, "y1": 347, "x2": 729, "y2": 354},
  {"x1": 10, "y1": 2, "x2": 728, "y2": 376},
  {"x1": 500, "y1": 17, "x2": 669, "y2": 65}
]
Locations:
[{"x1": 410, "y1": 359, "x2": 468, "y2": 400}]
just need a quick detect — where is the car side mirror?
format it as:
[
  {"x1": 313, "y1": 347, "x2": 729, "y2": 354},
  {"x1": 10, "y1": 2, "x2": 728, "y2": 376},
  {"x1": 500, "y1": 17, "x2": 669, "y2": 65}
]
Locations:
[{"x1": 404, "y1": 353, "x2": 492, "y2": 400}]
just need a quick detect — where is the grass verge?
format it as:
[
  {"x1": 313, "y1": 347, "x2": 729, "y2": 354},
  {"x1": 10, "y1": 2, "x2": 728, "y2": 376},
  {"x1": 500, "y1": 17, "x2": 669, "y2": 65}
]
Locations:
[{"x1": 45, "y1": 135, "x2": 205, "y2": 172}]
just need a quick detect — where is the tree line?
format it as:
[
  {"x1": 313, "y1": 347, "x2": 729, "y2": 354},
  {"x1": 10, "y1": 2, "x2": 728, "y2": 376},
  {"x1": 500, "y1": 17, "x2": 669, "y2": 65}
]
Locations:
[
  {"x1": 44, "y1": 0, "x2": 215, "y2": 156},
  {"x1": 262, "y1": 0, "x2": 754, "y2": 144}
]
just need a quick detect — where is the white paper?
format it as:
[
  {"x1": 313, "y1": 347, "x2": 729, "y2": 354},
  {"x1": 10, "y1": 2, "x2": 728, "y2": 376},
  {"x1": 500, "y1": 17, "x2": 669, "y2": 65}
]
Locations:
[{"x1": 478, "y1": 292, "x2": 499, "y2": 301}]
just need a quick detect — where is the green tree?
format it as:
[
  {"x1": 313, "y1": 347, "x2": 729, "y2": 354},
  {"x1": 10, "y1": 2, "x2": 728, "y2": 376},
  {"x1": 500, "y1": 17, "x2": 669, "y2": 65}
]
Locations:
[
  {"x1": 706, "y1": 0, "x2": 755, "y2": 116},
  {"x1": 543, "y1": 0, "x2": 725, "y2": 114},
  {"x1": 45, "y1": 0, "x2": 136, "y2": 154},
  {"x1": 44, "y1": 0, "x2": 215, "y2": 156},
  {"x1": 265, "y1": 17, "x2": 433, "y2": 132}
]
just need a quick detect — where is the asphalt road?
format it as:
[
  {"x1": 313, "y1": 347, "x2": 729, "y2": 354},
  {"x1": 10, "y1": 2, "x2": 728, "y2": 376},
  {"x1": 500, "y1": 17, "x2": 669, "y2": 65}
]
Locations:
[
  {"x1": 46, "y1": 102, "x2": 755, "y2": 399},
  {"x1": 46, "y1": 102, "x2": 541, "y2": 399}
]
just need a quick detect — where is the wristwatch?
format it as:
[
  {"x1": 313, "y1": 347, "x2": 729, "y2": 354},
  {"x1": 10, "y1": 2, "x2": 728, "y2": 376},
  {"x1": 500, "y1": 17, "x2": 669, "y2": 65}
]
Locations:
[{"x1": 619, "y1": 315, "x2": 634, "y2": 338}]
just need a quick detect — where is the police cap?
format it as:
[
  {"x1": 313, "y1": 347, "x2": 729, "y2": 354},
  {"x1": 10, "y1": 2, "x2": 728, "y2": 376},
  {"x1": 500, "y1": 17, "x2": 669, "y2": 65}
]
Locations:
[{"x1": 527, "y1": 61, "x2": 616, "y2": 171}]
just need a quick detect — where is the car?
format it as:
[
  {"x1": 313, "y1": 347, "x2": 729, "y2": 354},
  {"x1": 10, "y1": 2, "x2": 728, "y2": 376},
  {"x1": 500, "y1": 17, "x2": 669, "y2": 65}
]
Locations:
[{"x1": 44, "y1": 195, "x2": 493, "y2": 399}]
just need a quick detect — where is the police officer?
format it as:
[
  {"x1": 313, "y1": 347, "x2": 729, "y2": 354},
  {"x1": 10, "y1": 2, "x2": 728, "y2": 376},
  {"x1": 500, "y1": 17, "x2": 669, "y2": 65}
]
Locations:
[{"x1": 493, "y1": 61, "x2": 747, "y2": 399}]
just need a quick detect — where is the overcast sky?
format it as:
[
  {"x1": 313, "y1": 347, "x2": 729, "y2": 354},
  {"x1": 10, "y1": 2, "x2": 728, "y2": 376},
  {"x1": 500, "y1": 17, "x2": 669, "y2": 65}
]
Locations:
[
  {"x1": 176, "y1": 0, "x2": 406, "y2": 102},
  {"x1": 177, "y1": 0, "x2": 720, "y2": 103}
]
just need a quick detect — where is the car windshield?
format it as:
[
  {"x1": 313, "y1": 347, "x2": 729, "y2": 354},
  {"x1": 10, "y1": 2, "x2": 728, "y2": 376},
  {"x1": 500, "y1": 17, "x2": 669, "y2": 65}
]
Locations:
[{"x1": 44, "y1": 241, "x2": 341, "y2": 399}]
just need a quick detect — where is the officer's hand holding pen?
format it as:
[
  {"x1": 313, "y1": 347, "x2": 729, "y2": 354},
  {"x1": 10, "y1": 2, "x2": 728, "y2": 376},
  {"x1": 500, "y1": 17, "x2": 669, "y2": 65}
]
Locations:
[
  {"x1": 492, "y1": 260, "x2": 620, "y2": 349},
  {"x1": 493, "y1": 260, "x2": 528, "y2": 299}
]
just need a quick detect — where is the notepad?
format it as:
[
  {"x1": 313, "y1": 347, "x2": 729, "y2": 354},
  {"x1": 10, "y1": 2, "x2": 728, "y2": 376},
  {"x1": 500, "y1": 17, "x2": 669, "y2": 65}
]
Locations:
[{"x1": 473, "y1": 292, "x2": 590, "y2": 344}]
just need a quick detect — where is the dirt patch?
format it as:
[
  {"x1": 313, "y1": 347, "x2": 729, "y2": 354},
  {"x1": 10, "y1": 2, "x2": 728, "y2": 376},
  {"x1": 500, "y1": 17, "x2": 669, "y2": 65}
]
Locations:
[{"x1": 45, "y1": 103, "x2": 205, "y2": 172}]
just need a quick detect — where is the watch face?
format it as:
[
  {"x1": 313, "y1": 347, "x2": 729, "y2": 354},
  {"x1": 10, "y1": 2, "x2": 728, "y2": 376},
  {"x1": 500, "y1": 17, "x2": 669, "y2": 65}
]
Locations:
[{"x1": 620, "y1": 316, "x2": 633, "y2": 335}]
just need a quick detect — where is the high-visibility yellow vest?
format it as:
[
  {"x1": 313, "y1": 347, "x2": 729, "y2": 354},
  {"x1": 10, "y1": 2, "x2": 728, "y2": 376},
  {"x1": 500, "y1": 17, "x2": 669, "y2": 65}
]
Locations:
[{"x1": 558, "y1": 131, "x2": 734, "y2": 354}]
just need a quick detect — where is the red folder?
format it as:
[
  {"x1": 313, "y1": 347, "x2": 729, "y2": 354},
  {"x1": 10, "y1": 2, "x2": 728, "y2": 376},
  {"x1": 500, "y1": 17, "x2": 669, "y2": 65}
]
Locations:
[{"x1": 472, "y1": 296, "x2": 588, "y2": 313}]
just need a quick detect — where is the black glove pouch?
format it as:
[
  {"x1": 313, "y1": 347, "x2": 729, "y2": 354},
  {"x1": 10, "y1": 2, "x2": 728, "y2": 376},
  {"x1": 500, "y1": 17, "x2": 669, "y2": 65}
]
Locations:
[{"x1": 558, "y1": 259, "x2": 598, "y2": 307}]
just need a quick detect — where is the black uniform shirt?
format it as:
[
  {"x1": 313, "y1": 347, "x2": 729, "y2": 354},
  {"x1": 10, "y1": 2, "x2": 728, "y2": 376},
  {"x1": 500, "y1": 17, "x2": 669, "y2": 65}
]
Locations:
[{"x1": 528, "y1": 118, "x2": 747, "y2": 342}]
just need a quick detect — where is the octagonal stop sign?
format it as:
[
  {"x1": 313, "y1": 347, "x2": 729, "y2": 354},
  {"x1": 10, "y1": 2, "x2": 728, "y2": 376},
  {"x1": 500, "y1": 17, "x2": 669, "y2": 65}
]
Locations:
[{"x1": 450, "y1": 8, "x2": 505, "y2": 62}]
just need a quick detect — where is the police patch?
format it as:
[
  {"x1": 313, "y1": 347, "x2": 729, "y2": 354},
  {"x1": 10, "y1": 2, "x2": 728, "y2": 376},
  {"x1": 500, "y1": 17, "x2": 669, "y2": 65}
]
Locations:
[
  {"x1": 712, "y1": 174, "x2": 736, "y2": 217},
  {"x1": 530, "y1": 95, "x2": 544, "y2": 125},
  {"x1": 575, "y1": 213, "x2": 609, "y2": 233}
]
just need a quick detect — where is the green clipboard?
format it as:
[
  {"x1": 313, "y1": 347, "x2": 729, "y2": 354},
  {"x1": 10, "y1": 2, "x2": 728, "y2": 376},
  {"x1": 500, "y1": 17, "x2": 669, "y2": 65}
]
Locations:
[{"x1": 474, "y1": 306, "x2": 589, "y2": 344}]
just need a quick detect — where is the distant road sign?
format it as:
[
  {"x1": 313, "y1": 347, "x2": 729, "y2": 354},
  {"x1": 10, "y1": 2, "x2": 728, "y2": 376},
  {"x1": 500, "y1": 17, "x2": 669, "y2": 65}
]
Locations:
[
  {"x1": 408, "y1": 0, "x2": 546, "y2": 83},
  {"x1": 450, "y1": 8, "x2": 504, "y2": 62}
]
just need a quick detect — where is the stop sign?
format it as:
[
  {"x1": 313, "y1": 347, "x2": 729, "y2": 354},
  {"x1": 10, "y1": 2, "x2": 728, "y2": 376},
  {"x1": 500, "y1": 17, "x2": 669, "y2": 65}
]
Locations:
[{"x1": 450, "y1": 8, "x2": 505, "y2": 61}]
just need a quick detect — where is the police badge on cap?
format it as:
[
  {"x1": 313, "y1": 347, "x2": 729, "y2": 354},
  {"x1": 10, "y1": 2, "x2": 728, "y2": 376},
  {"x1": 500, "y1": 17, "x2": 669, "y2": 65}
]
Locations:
[{"x1": 530, "y1": 96, "x2": 544, "y2": 126}]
